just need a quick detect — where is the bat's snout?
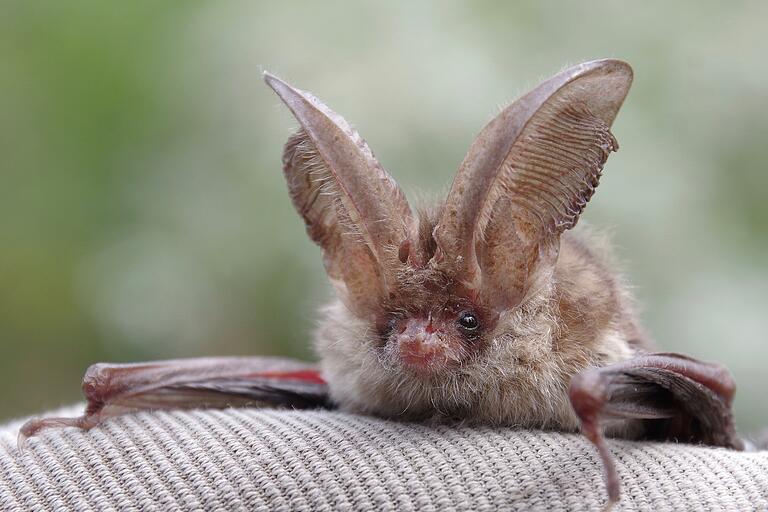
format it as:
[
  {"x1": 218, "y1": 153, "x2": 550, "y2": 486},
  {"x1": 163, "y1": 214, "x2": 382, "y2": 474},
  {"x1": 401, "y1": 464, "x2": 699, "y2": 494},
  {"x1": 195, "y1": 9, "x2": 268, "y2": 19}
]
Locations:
[{"x1": 394, "y1": 318, "x2": 460, "y2": 374}]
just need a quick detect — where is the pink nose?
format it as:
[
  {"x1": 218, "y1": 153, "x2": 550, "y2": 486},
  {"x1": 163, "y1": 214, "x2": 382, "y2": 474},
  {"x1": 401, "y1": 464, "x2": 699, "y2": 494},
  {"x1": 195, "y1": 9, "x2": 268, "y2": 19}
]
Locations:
[{"x1": 396, "y1": 319, "x2": 445, "y2": 372}]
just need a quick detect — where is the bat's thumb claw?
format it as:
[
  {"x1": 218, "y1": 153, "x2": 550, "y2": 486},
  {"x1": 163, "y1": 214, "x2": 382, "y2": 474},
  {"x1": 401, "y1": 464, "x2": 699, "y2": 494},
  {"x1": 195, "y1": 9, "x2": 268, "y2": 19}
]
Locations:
[
  {"x1": 16, "y1": 415, "x2": 87, "y2": 453},
  {"x1": 16, "y1": 419, "x2": 40, "y2": 453},
  {"x1": 16, "y1": 432, "x2": 28, "y2": 454}
]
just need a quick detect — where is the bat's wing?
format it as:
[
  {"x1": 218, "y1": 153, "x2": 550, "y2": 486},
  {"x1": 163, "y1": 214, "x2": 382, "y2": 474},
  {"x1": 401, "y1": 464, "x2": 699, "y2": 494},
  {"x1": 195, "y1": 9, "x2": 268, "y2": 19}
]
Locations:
[
  {"x1": 569, "y1": 352, "x2": 743, "y2": 508},
  {"x1": 19, "y1": 357, "x2": 332, "y2": 448}
]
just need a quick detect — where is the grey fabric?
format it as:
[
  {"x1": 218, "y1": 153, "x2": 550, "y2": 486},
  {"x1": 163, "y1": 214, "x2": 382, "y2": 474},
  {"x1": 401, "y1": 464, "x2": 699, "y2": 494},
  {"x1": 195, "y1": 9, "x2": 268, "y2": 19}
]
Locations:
[{"x1": 1, "y1": 406, "x2": 766, "y2": 511}]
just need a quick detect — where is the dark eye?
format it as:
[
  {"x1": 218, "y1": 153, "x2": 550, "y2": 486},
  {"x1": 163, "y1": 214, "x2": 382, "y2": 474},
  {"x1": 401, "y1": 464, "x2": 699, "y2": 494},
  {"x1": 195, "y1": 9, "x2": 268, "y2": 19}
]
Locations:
[{"x1": 458, "y1": 311, "x2": 479, "y2": 331}]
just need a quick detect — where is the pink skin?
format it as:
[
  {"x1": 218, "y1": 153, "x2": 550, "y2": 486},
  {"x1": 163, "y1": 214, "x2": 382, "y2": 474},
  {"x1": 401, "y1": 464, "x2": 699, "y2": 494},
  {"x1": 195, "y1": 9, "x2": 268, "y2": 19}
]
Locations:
[{"x1": 397, "y1": 317, "x2": 452, "y2": 373}]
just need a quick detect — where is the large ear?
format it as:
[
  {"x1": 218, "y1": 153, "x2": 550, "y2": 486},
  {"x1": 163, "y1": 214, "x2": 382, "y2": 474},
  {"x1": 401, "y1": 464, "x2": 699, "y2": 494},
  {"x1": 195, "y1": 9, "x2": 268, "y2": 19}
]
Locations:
[
  {"x1": 265, "y1": 73, "x2": 414, "y2": 318},
  {"x1": 432, "y1": 60, "x2": 633, "y2": 310}
]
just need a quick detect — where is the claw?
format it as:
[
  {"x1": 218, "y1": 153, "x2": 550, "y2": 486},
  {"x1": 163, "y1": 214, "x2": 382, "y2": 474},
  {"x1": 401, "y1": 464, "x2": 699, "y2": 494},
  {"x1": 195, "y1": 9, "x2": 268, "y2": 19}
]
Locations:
[{"x1": 17, "y1": 415, "x2": 95, "y2": 452}]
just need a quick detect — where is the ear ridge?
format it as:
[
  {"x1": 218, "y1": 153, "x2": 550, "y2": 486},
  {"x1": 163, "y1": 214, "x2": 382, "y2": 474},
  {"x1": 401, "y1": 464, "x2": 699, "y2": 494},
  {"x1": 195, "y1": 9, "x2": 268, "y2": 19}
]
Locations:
[
  {"x1": 433, "y1": 59, "x2": 633, "y2": 309},
  {"x1": 477, "y1": 101, "x2": 617, "y2": 240}
]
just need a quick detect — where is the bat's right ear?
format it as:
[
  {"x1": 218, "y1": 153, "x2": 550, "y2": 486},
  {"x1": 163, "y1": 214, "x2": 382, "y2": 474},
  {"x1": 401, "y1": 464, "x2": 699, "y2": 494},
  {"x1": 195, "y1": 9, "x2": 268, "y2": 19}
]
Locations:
[
  {"x1": 432, "y1": 60, "x2": 633, "y2": 311},
  {"x1": 265, "y1": 73, "x2": 414, "y2": 319}
]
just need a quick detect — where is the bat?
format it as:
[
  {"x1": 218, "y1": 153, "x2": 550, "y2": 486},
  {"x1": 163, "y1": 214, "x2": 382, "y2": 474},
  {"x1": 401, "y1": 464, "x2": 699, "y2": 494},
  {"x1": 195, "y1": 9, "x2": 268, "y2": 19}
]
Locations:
[{"x1": 19, "y1": 59, "x2": 743, "y2": 508}]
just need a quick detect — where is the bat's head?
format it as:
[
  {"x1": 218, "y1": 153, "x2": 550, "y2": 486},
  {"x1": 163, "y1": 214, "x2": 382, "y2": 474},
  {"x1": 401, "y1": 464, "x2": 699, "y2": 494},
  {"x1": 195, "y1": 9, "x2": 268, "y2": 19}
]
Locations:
[{"x1": 265, "y1": 61, "x2": 634, "y2": 424}]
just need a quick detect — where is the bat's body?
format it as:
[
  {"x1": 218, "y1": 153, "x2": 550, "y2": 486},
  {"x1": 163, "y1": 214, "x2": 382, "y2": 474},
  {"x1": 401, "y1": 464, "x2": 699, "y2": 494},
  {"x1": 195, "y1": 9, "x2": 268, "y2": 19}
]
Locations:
[
  {"x1": 318, "y1": 225, "x2": 643, "y2": 431},
  {"x1": 20, "y1": 60, "x2": 743, "y2": 507}
]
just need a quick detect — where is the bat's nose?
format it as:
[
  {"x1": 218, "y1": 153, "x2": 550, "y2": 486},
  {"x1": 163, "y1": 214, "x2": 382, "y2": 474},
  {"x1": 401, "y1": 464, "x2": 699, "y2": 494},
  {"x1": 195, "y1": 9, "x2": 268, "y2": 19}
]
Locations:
[
  {"x1": 398, "y1": 336, "x2": 443, "y2": 370},
  {"x1": 396, "y1": 319, "x2": 447, "y2": 373}
]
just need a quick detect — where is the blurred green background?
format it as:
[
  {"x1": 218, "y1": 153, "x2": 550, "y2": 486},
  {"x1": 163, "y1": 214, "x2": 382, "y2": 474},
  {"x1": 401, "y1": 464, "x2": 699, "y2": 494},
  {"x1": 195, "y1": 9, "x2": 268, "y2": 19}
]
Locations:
[{"x1": 1, "y1": 1, "x2": 766, "y2": 432}]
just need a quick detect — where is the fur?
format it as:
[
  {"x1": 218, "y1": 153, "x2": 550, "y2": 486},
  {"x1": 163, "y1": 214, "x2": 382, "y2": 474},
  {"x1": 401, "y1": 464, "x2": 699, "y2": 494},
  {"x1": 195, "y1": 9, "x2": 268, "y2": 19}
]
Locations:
[{"x1": 315, "y1": 217, "x2": 650, "y2": 432}]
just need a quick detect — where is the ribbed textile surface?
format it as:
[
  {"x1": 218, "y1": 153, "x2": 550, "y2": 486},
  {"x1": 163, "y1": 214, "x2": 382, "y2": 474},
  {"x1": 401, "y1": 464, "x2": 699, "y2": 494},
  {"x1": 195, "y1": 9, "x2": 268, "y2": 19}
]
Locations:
[{"x1": 1, "y1": 407, "x2": 767, "y2": 511}]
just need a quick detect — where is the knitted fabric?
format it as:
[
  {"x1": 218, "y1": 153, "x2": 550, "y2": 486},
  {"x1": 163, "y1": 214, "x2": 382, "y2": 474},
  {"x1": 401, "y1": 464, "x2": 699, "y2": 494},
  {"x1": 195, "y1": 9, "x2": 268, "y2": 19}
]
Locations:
[{"x1": 1, "y1": 406, "x2": 766, "y2": 511}]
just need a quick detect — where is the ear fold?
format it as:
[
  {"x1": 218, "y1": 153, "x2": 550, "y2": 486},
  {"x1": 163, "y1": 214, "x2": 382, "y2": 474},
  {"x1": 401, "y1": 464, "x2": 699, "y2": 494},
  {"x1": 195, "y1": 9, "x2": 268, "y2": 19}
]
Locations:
[
  {"x1": 265, "y1": 73, "x2": 414, "y2": 318},
  {"x1": 432, "y1": 60, "x2": 633, "y2": 310}
]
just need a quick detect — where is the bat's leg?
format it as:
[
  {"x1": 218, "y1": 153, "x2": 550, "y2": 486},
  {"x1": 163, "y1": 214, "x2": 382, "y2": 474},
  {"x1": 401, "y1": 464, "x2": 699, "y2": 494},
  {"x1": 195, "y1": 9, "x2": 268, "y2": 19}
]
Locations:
[
  {"x1": 18, "y1": 356, "x2": 330, "y2": 449},
  {"x1": 568, "y1": 352, "x2": 743, "y2": 509}
]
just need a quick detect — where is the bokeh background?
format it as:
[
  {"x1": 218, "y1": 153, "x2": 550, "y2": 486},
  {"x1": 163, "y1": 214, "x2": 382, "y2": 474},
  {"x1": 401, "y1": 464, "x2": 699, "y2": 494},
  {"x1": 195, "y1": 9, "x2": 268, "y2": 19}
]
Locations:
[{"x1": 2, "y1": 1, "x2": 767, "y2": 431}]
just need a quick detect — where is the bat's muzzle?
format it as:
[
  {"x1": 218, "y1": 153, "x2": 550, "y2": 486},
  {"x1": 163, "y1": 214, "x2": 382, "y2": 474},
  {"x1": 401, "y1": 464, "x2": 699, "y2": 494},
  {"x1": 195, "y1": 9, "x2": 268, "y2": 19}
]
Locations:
[{"x1": 394, "y1": 318, "x2": 461, "y2": 374}]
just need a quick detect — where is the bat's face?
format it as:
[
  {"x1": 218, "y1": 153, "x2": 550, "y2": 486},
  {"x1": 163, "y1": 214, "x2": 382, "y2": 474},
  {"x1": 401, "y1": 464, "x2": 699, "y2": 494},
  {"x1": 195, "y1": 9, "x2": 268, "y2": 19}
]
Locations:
[
  {"x1": 265, "y1": 60, "x2": 634, "y2": 424},
  {"x1": 381, "y1": 298, "x2": 486, "y2": 376},
  {"x1": 377, "y1": 275, "x2": 493, "y2": 376}
]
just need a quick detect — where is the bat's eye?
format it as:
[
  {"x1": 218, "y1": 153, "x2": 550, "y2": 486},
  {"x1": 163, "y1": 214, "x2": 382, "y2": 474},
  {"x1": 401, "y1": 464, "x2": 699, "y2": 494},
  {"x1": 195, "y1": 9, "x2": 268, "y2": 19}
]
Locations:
[{"x1": 457, "y1": 311, "x2": 479, "y2": 331}]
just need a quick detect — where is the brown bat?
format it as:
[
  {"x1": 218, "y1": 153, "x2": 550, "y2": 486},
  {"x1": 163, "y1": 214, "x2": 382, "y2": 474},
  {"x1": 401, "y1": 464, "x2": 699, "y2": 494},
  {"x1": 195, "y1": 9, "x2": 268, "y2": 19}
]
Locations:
[{"x1": 20, "y1": 59, "x2": 743, "y2": 507}]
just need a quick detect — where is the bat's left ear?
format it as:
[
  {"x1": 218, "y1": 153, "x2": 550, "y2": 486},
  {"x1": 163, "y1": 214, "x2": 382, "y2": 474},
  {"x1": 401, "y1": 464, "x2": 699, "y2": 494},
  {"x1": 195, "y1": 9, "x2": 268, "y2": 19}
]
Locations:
[
  {"x1": 265, "y1": 73, "x2": 415, "y2": 319},
  {"x1": 432, "y1": 60, "x2": 633, "y2": 310}
]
